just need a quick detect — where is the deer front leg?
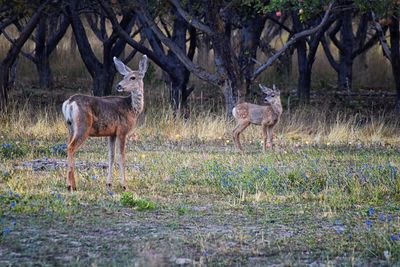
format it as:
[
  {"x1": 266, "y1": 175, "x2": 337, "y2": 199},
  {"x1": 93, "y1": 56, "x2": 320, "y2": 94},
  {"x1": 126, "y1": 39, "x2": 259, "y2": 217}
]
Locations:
[
  {"x1": 117, "y1": 135, "x2": 127, "y2": 190},
  {"x1": 233, "y1": 121, "x2": 250, "y2": 151},
  {"x1": 106, "y1": 136, "x2": 116, "y2": 189},
  {"x1": 263, "y1": 126, "x2": 273, "y2": 151}
]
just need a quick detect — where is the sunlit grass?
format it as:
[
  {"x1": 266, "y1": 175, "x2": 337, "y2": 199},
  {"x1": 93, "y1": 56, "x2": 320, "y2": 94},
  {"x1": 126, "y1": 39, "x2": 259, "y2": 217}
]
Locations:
[{"x1": 2, "y1": 99, "x2": 399, "y2": 147}]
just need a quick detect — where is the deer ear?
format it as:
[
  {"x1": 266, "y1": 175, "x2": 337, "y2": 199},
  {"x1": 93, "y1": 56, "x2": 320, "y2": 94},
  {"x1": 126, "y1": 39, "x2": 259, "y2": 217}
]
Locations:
[
  {"x1": 139, "y1": 55, "x2": 148, "y2": 75},
  {"x1": 273, "y1": 84, "x2": 280, "y2": 93},
  {"x1": 259, "y1": 84, "x2": 269, "y2": 94},
  {"x1": 113, "y1": 57, "x2": 132, "y2": 76}
]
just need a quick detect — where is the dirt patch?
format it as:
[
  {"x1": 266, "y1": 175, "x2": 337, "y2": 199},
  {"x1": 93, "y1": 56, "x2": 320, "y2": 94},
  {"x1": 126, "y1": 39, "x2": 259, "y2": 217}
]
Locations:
[{"x1": 15, "y1": 158, "x2": 141, "y2": 171}]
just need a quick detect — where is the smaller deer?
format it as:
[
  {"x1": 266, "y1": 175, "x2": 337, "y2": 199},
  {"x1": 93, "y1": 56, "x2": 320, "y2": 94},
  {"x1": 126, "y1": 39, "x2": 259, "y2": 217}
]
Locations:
[
  {"x1": 232, "y1": 84, "x2": 282, "y2": 151},
  {"x1": 62, "y1": 55, "x2": 148, "y2": 191}
]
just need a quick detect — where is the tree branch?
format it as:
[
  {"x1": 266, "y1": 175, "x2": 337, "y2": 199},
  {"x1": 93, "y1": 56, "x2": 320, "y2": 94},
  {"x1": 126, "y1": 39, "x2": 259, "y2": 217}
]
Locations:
[
  {"x1": 159, "y1": 17, "x2": 172, "y2": 39},
  {"x1": 328, "y1": 19, "x2": 345, "y2": 51},
  {"x1": 266, "y1": 14, "x2": 292, "y2": 34},
  {"x1": 136, "y1": 0, "x2": 220, "y2": 85},
  {"x1": 371, "y1": 12, "x2": 391, "y2": 60},
  {"x1": 85, "y1": 13, "x2": 106, "y2": 42},
  {"x1": 65, "y1": 0, "x2": 102, "y2": 77},
  {"x1": 0, "y1": 15, "x2": 17, "y2": 32},
  {"x1": 123, "y1": 36, "x2": 145, "y2": 64},
  {"x1": 0, "y1": 28, "x2": 37, "y2": 62},
  {"x1": 46, "y1": 13, "x2": 70, "y2": 55},
  {"x1": 168, "y1": 0, "x2": 214, "y2": 36},
  {"x1": 321, "y1": 35, "x2": 339, "y2": 72},
  {"x1": 98, "y1": 0, "x2": 167, "y2": 71},
  {"x1": 352, "y1": 32, "x2": 379, "y2": 59}
]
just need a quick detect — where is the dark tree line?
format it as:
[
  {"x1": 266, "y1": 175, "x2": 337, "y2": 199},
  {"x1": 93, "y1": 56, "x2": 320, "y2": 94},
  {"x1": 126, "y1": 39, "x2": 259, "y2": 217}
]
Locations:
[{"x1": 0, "y1": 0, "x2": 399, "y2": 114}]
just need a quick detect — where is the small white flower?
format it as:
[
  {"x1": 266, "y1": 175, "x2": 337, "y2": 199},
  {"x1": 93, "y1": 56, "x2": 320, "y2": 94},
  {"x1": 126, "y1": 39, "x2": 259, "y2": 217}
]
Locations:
[{"x1": 384, "y1": 250, "x2": 390, "y2": 261}]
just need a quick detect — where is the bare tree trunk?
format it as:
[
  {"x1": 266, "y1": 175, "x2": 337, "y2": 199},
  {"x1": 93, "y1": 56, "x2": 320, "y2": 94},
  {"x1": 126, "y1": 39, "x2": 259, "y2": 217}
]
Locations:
[
  {"x1": 338, "y1": 10, "x2": 353, "y2": 90},
  {"x1": 92, "y1": 68, "x2": 115, "y2": 96},
  {"x1": 222, "y1": 80, "x2": 235, "y2": 118},
  {"x1": 389, "y1": 15, "x2": 400, "y2": 111},
  {"x1": 35, "y1": 17, "x2": 53, "y2": 88},
  {"x1": 238, "y1": 15, "x2": 266, "y2": 96}
]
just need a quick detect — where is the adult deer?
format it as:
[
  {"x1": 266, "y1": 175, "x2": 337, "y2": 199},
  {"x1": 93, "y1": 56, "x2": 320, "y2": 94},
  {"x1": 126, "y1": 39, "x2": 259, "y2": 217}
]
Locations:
[
  {"x1": 232, "y1": 84, "x2": 282, "y2": 151},
  {"x1": 62, "y1": 55, "x2": 148, "y2": 191}
]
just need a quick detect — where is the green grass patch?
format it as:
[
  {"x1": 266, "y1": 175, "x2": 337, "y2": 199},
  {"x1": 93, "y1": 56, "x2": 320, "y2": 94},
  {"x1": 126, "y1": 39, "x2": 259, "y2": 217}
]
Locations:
[{"x1": 120, "y1": 192, "x2": 156, "y2": 210}]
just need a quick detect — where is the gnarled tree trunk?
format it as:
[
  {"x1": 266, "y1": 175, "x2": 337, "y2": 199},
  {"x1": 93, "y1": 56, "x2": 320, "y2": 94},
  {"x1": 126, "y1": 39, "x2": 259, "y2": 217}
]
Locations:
[
  {"x1": 389, "y1": 14, "x2": 400, "y2": 111},
  {"x1": 337, "y1": 10, "x2": 353, "y2": 90}
]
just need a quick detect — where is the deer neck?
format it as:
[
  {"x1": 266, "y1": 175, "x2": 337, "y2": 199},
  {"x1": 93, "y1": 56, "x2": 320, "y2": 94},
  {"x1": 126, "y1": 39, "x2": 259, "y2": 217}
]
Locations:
[
  {"x1": 272, "y1": 99, "x2": 283, "y2": 116},
  {"x1": 130, "y1": 89, "x2": 144, "y2": 114}
]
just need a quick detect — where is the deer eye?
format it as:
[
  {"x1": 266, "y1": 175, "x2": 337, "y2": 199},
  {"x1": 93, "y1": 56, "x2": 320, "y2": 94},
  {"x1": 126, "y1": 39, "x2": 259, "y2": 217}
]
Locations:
[
  {"x1": 130, "y1": 76, "x2": 136, "y2": 81},
  {"x1": 270, "y1": 94, "x2": 275, "y2": 97}
]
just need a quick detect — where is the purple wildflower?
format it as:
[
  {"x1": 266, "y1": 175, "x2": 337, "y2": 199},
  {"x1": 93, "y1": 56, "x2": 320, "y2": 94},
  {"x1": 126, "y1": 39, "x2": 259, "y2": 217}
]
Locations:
[
  {"x1": 391, "y1": 234, "x2": 398, "y2": 241},
  {"x1": 368, "y1": 207, "x2": 374, "y2": 216},
  {"x1": 3, "y1": 227, "x2": 11, "y2": 235}
]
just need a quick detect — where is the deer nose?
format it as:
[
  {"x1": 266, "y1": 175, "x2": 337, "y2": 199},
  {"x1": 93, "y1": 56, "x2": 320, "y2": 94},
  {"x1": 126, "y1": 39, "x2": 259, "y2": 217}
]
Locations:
[{"x1": 116, "y1": 85, "x2": 123, "y2": 91}]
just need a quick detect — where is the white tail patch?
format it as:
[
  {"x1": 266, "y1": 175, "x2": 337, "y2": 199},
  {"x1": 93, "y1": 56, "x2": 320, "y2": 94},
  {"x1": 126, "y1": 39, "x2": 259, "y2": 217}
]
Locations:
[
  {"x1": 232, "y1": 107, "x2": 237, "y2": 119},
  {"x1": 62, "y1": 100, "x2": 79, "y2": 128}
]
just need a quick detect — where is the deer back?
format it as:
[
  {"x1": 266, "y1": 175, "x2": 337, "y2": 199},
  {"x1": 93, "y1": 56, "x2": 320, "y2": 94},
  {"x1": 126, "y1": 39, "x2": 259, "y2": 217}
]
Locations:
[{"x1": 65, "y1": 95, "x2": 136, "y2": 137}]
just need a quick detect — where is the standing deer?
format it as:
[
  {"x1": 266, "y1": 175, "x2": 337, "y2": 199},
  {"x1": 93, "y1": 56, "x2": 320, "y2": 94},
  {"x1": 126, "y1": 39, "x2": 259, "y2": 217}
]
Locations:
[
  {"x1": 232, "y1": 84, "x2": 282, "y2": 151},
  {"x1": 62, "y1": 55, "x2": 148, "y2": 191}
]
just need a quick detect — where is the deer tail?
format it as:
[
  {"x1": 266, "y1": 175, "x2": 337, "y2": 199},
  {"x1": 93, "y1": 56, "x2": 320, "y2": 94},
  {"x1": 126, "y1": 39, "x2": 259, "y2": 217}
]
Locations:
[
  {"x1": 232, "y1": 107, "x2": 237, "y2": 119},
  {"x1": 62, "y1": 100, "x2": 79, "y2": 130}
]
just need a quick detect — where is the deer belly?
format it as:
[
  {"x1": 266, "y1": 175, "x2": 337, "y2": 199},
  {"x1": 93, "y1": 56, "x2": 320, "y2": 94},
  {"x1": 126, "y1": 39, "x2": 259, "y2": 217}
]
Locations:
[
  {"x1": 249, "y1": 114, "x2": 263, "y2": 125},
  {"x1": 89, "y1": 121, "x2": 117, "y2": 136}
]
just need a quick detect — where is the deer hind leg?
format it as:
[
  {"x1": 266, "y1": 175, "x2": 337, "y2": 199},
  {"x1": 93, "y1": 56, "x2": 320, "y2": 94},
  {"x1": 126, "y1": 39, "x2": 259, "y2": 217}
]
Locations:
[
  {"x1": 67, "y1": 131, "x2": 89, "y2": 191},
  {"x1": 233, "y1": 121, "x2": 250, "y2": 151},
  {"x1": 116, "y1": 134, "x2": 127, "y2": 190},
  {"x1": 66, "y1": 111, "x2": 91, "y2": 191},
  {"x1": 106, "y1": 136, "x2": 116, "y2": 189}
]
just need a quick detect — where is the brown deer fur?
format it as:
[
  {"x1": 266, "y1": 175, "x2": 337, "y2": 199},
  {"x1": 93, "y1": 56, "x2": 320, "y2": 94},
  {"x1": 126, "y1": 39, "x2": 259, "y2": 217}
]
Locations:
[
  {"x1": 62, "y1": 55, "x2": 148, "y2": 191},
  {"x1": 232, "y1": 84, "x2": 282, "y2": 151}
]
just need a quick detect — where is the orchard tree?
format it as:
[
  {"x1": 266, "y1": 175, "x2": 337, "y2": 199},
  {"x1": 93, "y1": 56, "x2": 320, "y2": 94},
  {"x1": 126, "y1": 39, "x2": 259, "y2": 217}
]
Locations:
[
  {"x1": 367, "y1": 0, "x2": 400, "y2": 111},
  {"x1": 346, "y1": 0, "x2": 400, "y2": 110},
  {"x1": 0, "y1": 0, "x2": 50, "y2": 111},
  {"x1": 321, "y1": 1, "x2": 381, "y2": 91},
  {"x1": 130, "y1": 0, "x2": 334, "y2": 115}
]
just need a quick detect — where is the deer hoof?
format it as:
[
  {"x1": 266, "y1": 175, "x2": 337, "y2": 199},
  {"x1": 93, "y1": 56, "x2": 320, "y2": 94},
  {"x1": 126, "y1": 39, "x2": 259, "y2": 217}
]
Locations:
[
  {"x1": 67, "y1": 186, "x2": 77, "y2": 192},
  {"x1": 122, "y1": 186, "x2": 127, "y2": 191}
]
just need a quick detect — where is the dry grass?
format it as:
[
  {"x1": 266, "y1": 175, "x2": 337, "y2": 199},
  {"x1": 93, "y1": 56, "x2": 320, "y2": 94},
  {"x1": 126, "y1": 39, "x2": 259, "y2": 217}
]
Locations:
[{"x1": 1, "y1": 97, "x2": 399, "y2": 148}]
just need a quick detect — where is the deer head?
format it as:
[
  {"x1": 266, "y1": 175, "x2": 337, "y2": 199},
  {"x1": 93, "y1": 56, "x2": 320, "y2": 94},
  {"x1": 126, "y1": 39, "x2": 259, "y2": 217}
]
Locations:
[
  {"x1": 259, "y1": 84, "x2": 280, "y2": 105},
  {"x1": 113, "y1": 55, "x2": 148, "y2": 92}
]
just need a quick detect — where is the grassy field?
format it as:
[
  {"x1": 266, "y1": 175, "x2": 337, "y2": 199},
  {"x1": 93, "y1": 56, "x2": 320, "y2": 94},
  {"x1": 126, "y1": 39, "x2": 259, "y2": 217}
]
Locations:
[{"x1": 1, "y1": 102, "x2": 400, "y2": 266}]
